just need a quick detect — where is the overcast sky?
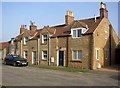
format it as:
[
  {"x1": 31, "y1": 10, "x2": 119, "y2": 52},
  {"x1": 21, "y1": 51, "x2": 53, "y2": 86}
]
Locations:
[{"x1": 1, "y1": 2, "x2": 119, "y2": 42}]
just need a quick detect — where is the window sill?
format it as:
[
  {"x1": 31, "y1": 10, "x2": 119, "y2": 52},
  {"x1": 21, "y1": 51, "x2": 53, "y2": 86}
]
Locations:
[
  {"x1": 41, "y1": 43, "x2": 47, "y2": 45},
  {"x1": 72, "y1": 37, "x2": 82, "y2": 39},
  {"x1": 96, "y1": 59, "x2": 99, "y2": 61},
  {"x1": 70, "y1": 60, "x2": 82, "y2": 62},
  {"x1": 23, "y1": 44, "x2": 27, "y2": 46},
  {"x1": 42, "y1": 59, "x2": 47, "y2": 61}
]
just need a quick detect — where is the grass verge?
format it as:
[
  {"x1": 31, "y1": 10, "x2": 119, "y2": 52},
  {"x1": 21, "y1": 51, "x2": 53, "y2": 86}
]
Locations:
[
  {"x1": 0, "y1": 85, "x2": 6, "y2": 88},
  {"x1": 28, "y1": 64, "x2": 89, "y2": 73}
]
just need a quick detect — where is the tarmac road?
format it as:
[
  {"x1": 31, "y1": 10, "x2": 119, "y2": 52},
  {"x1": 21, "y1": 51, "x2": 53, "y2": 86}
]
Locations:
[{"x1": 2, "y1": 64, "x2": 119, "y2": 86}]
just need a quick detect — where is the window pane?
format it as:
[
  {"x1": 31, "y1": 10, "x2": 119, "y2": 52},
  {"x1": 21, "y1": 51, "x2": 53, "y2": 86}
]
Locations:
[
  {"x1": 73, "y1": 30, "x2": 76, "y2": 37},
  {"x1": 78, "y1": 50, "x2": 82, "y2": 60},
  {"x1": 77, "y1": 29, "x2": 82, "y2": 37},
  {"x1": 73, "y1": 51, "x2": 77, "y2": 60},
  {"x1": 42, "y1": 35, "x2": 47, "y2": 43},
  {"x1": 105, "y1": 50, "x2": 108, "y2": 59},
  {"x1": 43, "y1": 51, "x2": 47, "y2": 59}
]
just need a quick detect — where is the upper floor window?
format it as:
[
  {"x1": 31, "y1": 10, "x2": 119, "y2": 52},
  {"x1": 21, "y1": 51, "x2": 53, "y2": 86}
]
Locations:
[
  {"x1": 72, "y1": 29, "x2": 82, "y2": 38},
  {"x1": 42, "y1": 34, "x2": 48, "y2": 44},
  {"x1": 23, "y1": 37, "x2": 28, "y2": 45},
  {"x1": 71, "y1": 28, "x2": 87, "y2": 38},
  {"x1": 11, "y1": 40, "x2": 14, "y2": 45}
]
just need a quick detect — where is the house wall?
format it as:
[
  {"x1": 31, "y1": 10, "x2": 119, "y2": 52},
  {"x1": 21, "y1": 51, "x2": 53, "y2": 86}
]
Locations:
[
  {"x1": 68, "y1": 35, "x2": 90, "y2": 69},
  {"x1": 39, "y1": 28, "x2": 49, "y2": 65},
  {"x1": 21, "y1": 30, "x2": 29, "y2": 59},
  {"x1": 2, "y1": 48, "x2": 7, "y2": 60},
  {"x1": 50, "y1": 38, "x2": 57, "y2": 66},
  {"x1": 9, "y1": 43, "x2": 16, "y2": 55},
  {"x1": 0, "y1": 50, "x2": 2, "y2": 60},
  {"x1": 28, "y1": 39, "x2": 38, "y2": 64},
  {"x1": 110, "y1": 26, "x2": 119, "y2": 65},
  {"x1": 93, "y1": 18, "x2": 119, "y2": 69},
  {"x1": 16, "y1": 41, "x2": 21, "y2": 56},
  {"x1": 50, "y1": 37, "x2": 67, "y2": 66}
]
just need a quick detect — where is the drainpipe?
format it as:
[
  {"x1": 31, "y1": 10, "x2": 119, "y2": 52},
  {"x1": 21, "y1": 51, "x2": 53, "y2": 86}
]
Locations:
[
  {"x1": 66, "y1": 37, "x2": 68, "y2": 67},
  {"x1": 38, "y1": 38, "x2": 40, "y2": 65}
]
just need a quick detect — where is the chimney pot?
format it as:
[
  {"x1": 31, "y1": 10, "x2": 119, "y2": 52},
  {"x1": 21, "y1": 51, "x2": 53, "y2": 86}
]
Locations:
[
  {"x1": 100, "y1": 2, "x2": 108, "y2": 19},
  {"x1": 67, "y1": 10, "x2": 73, "y2": 16}
]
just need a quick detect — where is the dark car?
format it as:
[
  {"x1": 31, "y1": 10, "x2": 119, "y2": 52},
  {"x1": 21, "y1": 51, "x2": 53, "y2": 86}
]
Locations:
[{"x1": 4, "y1": 54, "x2": 28, "y2": 66}]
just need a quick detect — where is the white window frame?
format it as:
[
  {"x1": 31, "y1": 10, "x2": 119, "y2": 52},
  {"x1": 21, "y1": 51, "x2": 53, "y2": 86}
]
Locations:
[
  {"x1": 42, "y1": 50, "x2": 47, "y2": 60},
  {"x1": 11, "y1": 40, "x2": 14, "y2": 45},
  {"x1": 72, "y1": 50, "x2": 82, "y2": 61},
  {"x1": 23, "y1": 37, "x2": 28, "y2": 45},
  {"x1": 42, "y1": 34, "x2": 48, "y2": 44},
  {"x1": 96, "y1": 48, "x2": 100, "y2": 60},
  {"x1": 24, "y1": 51, "x2": 28, "y2": 59}
]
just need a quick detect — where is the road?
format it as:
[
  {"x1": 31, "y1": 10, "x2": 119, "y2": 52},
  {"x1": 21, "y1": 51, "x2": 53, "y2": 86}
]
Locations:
[{"x1": 2, "y1": 64, "x2": 119, "y2": 86}]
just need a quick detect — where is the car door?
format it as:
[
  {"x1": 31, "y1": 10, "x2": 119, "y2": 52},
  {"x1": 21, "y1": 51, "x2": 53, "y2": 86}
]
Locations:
[{"x1": 5, "y1": 55, "x2": 10, "y2": 64}]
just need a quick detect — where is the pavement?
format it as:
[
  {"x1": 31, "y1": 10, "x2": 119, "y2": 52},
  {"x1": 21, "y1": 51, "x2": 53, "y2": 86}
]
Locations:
[{"x1": 2, "y1": 64, "x2": 120, "y2": 86}]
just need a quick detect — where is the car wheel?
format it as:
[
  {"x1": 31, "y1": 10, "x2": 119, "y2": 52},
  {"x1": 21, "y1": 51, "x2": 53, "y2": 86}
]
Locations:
[{"x1": 13, "y1": 62, "x2": 17, "y2": 66}]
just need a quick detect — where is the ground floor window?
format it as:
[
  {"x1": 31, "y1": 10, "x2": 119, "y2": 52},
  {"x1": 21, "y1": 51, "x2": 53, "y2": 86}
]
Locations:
[
  {"x1": 105, "y1": 49, "x2": 108, "y2": 60},
  {"x1": 96, "y1": 49, "x2": 100, "y2": 60},
  {"x1": 72, "y1": 50, "x2": 82, "y2": 61},
  {"x1": 24, "y1": 51, "x2": 28, "y2": 59},
  {"x1": 42, "y1": 50, "x2": 47, "y2": 60}
]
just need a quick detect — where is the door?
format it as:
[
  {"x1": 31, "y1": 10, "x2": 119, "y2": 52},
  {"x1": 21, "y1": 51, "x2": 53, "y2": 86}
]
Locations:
[
  {"x1": 32, "y1": 51, "x2": 36, "y2": 64},
  {"x1": 59, "y1": 51, "x2": 64, "y2": 66}
]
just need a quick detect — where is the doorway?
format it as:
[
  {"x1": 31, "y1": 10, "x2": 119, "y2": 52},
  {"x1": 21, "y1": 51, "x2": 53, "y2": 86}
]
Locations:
[
  {"x1": 59, "y1": 51, "x2": 64, "y2": 66},
  {"x1": 32, "y1": 51, "x2": 36, "y2": 64}
]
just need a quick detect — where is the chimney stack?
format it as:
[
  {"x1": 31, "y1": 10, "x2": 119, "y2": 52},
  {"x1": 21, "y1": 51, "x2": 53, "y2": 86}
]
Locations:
[
  {"x1": 65, "y1": 10, "x2": 74, "y2": 25},
  {"x1": 30, "y1": 21, "x2": 37, "y2": 32},
  {"x1": 100, "y1": 2, "x2": 108, "y2": 19},
  {"x1": 20, "y1": 24, "x2": 27, "y2": 34}
]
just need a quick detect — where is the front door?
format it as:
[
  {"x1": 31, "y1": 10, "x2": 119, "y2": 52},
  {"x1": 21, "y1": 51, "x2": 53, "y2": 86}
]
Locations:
[
  {"x1": 59, "y1": 51, "x2": 64, "y2": 66},
  {"x1": 32, "y1": 51, "x2": 36, "y2": 64}
]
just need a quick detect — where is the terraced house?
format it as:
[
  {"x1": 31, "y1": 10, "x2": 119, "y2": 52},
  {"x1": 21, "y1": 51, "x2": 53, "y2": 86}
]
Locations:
[{"x1": 8, "y1": 2, "x2": 119, "y2": 69}]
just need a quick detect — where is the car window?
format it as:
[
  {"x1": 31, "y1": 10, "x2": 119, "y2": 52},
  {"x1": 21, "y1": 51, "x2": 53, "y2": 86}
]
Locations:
[
  {"x1": 6, "y1": 55, "x2": 13, "y2": 60},
  {"x1": 13, "y1": 57, "x2": 20, "y2": 60}
]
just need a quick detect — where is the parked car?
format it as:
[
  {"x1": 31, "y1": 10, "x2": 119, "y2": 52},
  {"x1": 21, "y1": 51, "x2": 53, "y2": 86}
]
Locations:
[{"x1": 4, "y1": 54, "x2": 28, "y2": 66}]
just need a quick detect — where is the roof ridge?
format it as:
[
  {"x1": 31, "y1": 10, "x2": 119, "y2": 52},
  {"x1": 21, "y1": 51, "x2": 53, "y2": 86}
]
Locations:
[{"x1": 77, "y1": 16, "x2": 100, "y2": 21}]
